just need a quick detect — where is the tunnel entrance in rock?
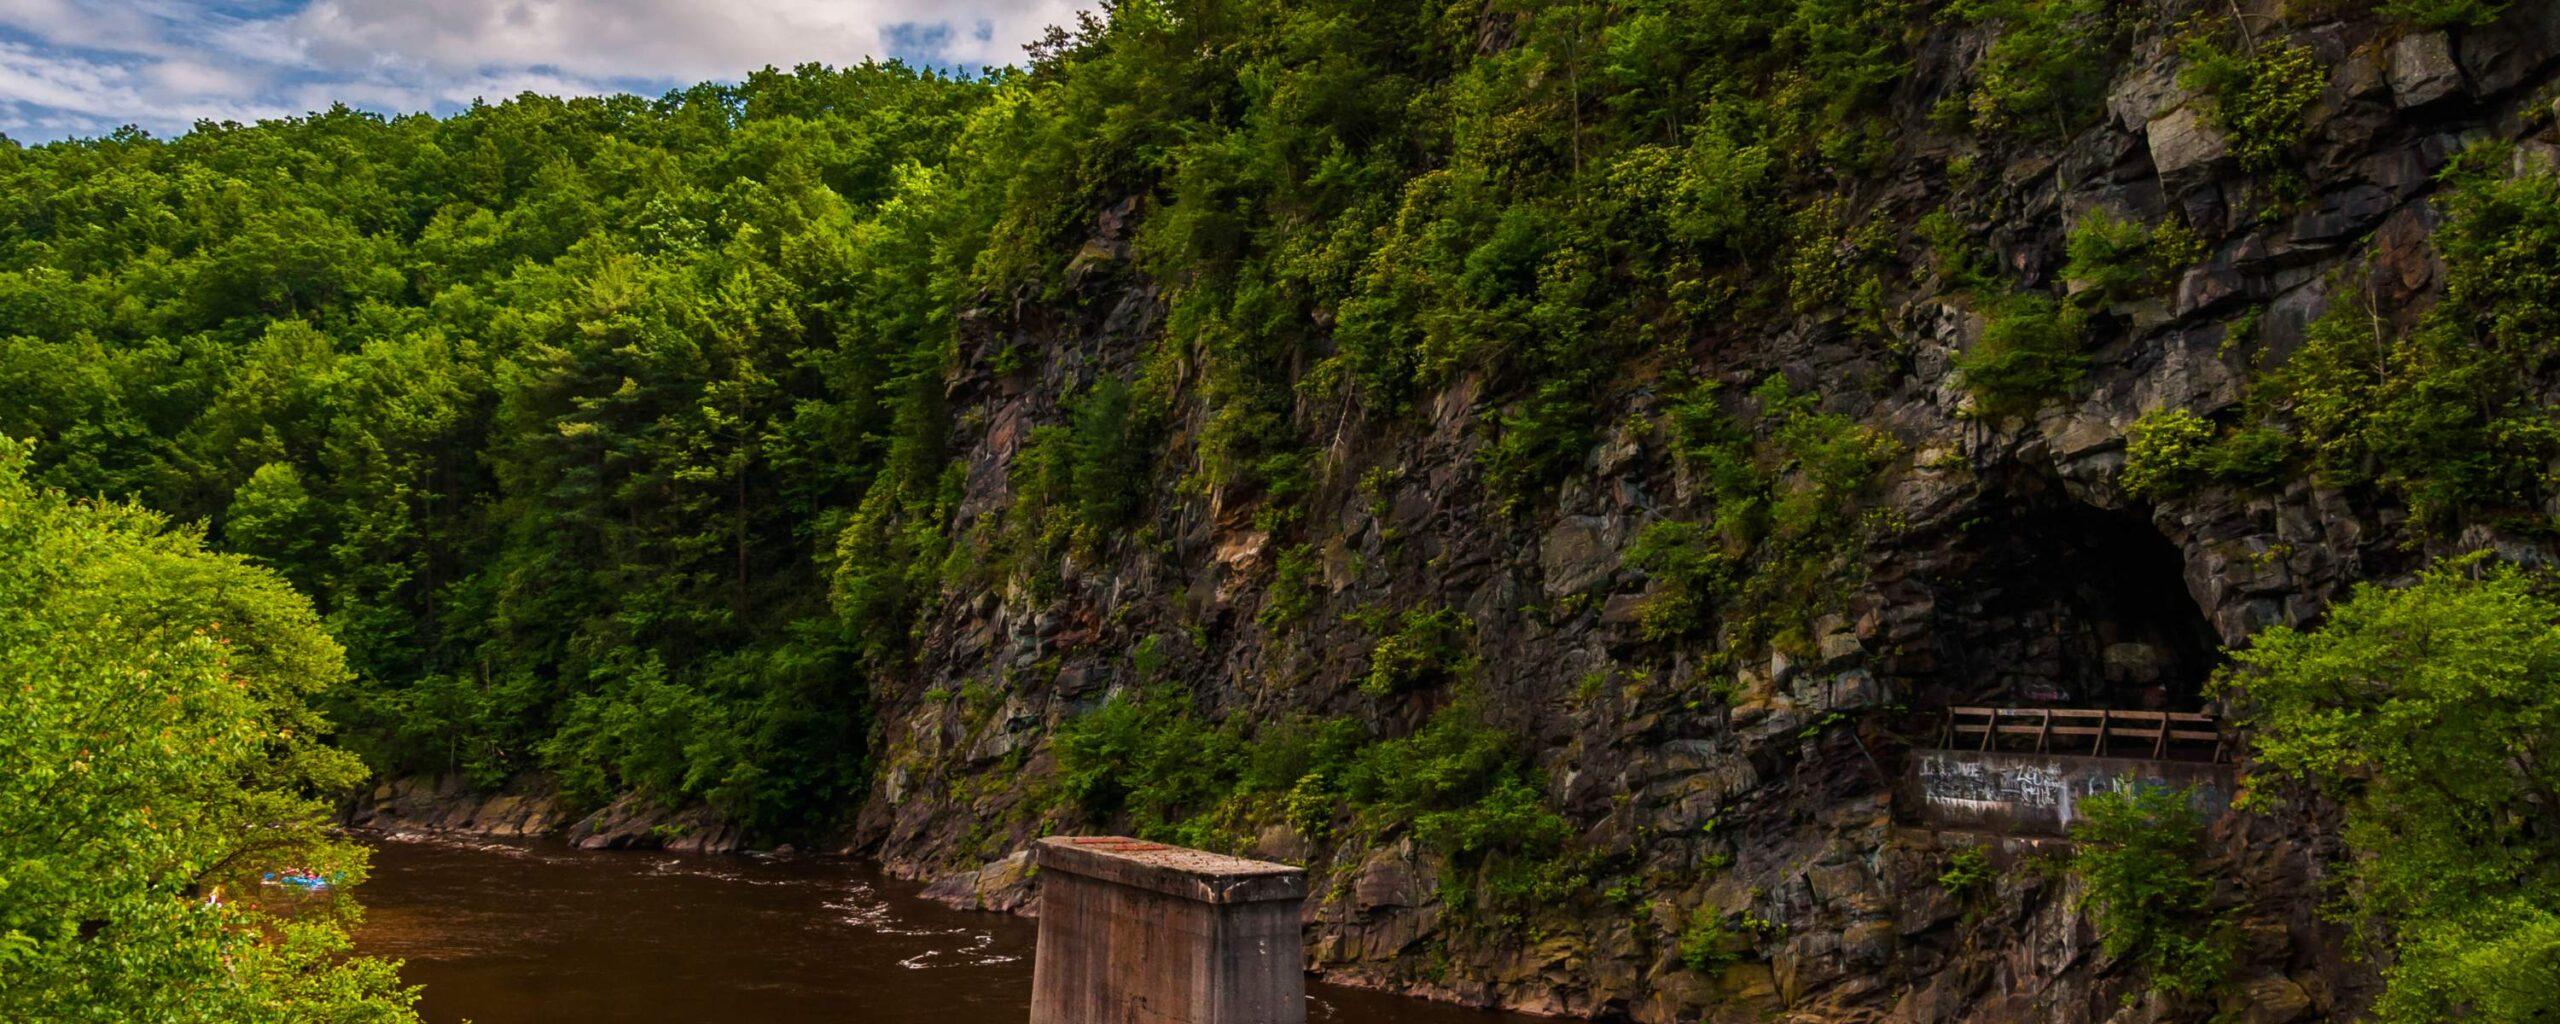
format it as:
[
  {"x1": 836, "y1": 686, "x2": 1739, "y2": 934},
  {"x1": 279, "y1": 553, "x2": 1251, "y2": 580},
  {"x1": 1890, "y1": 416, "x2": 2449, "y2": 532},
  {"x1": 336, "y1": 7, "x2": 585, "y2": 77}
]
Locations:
[{"x1": 1923, "y1": 483, "x2": 2221, "y2": 711}]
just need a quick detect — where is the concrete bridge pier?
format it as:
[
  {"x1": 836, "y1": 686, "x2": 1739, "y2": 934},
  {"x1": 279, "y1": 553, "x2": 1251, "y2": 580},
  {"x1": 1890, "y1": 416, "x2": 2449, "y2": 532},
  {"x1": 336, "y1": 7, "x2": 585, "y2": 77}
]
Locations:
[{"x1": 1029, "y1": 836, "x2": 1307, "y2": 1024}]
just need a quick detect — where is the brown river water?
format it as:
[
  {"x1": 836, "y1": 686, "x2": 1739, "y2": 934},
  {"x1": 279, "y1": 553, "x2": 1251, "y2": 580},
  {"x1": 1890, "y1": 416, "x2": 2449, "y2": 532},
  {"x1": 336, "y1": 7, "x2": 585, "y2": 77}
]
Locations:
[{"x1": 352, "y1": 832, "x2": 1546, "y2": 1024}]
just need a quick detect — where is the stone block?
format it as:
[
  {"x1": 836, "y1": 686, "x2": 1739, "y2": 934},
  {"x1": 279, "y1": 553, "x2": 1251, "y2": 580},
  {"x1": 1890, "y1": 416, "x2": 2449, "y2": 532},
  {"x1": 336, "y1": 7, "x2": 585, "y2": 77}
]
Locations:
[{"x1": 1031, "y1": 836, "x2": 1308, "y2": 1024}]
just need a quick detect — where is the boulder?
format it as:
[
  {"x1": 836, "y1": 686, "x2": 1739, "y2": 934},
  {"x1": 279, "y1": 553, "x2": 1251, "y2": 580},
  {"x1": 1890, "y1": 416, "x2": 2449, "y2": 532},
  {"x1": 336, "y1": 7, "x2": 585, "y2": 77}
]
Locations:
[
  {"x1": 2145, "y1": 105, "x2": 2228, "y2": 184},
  {"x1": 2387, "y1": 32, "x2": 2463, "y2": 108}
]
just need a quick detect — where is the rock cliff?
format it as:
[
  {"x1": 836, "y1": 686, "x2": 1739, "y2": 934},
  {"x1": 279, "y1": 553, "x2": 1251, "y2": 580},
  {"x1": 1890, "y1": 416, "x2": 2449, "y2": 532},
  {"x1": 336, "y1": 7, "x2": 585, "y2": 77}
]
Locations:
[{"x1": 846, "y1": 6, "x2": 2560, "y2": 1023}]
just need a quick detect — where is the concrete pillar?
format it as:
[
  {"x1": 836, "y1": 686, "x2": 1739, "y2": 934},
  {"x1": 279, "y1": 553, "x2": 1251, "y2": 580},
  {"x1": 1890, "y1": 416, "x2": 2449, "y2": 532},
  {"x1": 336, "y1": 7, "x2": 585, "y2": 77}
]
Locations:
[{"x1": 1030, "y1": 836, "x2": 1306, "y2": 1024}]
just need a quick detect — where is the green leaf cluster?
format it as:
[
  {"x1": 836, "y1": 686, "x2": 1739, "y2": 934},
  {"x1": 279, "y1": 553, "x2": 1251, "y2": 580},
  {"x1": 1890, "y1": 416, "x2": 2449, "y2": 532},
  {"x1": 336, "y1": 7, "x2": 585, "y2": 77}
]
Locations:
[
  {"x1": 2119, "y1": 407, "x2": 2289, "y2": 499},
  {"x1": 0, "y1": 438, "x2": 416, "y2": 1022},
  {"x1": 2221, "y1": 562, "x2": 2560, "y2": 1022},
  {"x1": 2062, "y1": 209, "x2": 2202, "y2": 303},
  {"x1": 2068, "y1": 787, "x2": 2235, "y2": 998},
  {"x1": 2178, "y1": 37, "x2": 2326, "y2": 174},
  {"x1": 1956, "y1": 293, "x2": 2089, "y2": 420}
]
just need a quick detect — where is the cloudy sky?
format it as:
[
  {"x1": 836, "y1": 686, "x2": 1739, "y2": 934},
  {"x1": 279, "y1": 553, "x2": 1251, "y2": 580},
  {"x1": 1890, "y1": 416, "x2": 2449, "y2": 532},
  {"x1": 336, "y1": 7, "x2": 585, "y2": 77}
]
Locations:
[{"x1": 0, "y1": 0, "x2": 1090, "y2": 141}]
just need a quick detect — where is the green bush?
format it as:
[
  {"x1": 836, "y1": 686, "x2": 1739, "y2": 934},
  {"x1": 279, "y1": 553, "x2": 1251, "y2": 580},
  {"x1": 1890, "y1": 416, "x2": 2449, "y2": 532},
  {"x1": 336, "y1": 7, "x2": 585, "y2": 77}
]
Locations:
[
  {"x1": 1259, "y1": 544, "x2": 1322, "y2": 628},
  {"x1": 1938, "y1": 844, "x2": 1995, "y2": 898},
  {"x1": 2179, "y1": 39, "x2": 2326, "y2": 174},
  {"x1": 1958, "y1": 294, "x2": 2088, "y2": 419},
  {"x1": 1626, "y1": 520, "x2": 1732, "y2": 642},
  {"x1": 2221, "y1": 562, "x2": 2560, "y2": 1023},
  {"x1": 1680, "y1": 907, "x2": 1742, "y2": 972},
  {"x1": 2121, "y1": 407, "x2": 2219, "y2": 498},
  {"x1": 1482, "y1": 375, "x2": 1601, "y2": 516},
  {"x1": 1362, "y1": 606, "x2": 1475, "y2": 697},
  {"x1": 2063, "y1": 210, "x2": 2201, "y2": 302},
  {"x1": 1053, "y1": 686, "x2": 1574, "y2": 911},
  {"x1": 1919, "y1": 208, "x2": 2000, "y2": 294},
  {"x1": 2123, "y1": 407, "x2": 2293, "y2": 499},
  {"x1": 1953, "y1": 0, "x2": 2125, "y2": 136},
  {"x1": 1052, "y1": 689, "x2": 1243, "y2": 832},
  {"x1": 2069, "y1": 787, "x2": 2234, "y2": 997}
]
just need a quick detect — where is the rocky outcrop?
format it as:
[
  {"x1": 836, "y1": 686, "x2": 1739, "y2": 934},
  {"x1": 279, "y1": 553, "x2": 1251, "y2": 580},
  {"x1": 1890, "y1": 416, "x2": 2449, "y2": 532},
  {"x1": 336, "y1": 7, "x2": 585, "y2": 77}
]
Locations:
[
  {"x1": 344, "y1": 776, "x2": 570, "y2": 837},
  {"x1": 344, "y1": 775, "x2": 751, "y2": 854},
  {"x1": 857, "y1": 3, "x2": 2560, "y2": 1021}
]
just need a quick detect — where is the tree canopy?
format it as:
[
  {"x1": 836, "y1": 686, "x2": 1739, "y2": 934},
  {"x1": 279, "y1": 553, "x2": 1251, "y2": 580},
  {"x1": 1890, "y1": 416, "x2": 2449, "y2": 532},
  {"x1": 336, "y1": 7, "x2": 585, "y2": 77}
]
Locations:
[
  {"x1": 0, "y1": 437, "x2": 416, "y2": 1021},
  {"x1": 2222, "y1": 562, "x2": 2560, "y2": 1022}
]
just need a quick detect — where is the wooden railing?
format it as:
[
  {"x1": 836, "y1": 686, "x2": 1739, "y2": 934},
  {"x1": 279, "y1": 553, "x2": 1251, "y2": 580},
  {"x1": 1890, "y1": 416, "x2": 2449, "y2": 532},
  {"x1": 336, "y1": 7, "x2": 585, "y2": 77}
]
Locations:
[{"x1": 1936, "y1": 706, "x2": 2226, "y2": 762}]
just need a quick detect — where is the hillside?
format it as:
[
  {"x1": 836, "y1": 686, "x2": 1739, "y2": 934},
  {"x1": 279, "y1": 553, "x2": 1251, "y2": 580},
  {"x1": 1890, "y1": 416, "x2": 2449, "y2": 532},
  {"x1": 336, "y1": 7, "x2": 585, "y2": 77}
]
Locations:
[{"x1": 5, "y1": 0, "x2": 2558, "y2": 1020}]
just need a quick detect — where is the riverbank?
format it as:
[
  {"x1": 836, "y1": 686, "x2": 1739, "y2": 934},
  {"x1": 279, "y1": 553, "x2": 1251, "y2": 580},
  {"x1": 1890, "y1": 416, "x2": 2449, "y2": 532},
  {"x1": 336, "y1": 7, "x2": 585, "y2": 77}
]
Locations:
[{"x1": 344, "y1": 775, "x2": 755, "y2": 854}]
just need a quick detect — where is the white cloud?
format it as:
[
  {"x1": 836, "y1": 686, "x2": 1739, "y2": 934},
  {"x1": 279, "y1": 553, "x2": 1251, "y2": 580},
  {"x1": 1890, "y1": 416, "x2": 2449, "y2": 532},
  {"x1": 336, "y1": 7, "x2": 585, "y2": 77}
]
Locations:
[{"x1": 0, "y1": 0, "x2": 1090, "y2": 141}]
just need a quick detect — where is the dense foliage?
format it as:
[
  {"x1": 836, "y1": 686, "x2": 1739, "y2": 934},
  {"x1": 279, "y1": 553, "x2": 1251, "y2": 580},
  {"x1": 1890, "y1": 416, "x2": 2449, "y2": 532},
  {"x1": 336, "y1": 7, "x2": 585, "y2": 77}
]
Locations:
[
  {"x1": 0, "y1": 439, "x2": 416, "y2": 1022},
  {"x1": 2068, "y1": 787, "x2": 2233, "y2": 998},
  {"x1": 2221, "y1": 563, "x2": 2560, "y2": 1022},
  {"x1": 0, "y1": 66, "x2": 997, "y2": 833}
]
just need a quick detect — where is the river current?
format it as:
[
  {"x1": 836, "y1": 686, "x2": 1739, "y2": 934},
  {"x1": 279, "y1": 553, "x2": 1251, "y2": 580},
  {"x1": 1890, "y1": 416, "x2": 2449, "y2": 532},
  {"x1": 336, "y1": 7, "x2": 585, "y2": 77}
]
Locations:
[{"x1": 352, "y1": 832, "x2": 1542, "y2": 1024}]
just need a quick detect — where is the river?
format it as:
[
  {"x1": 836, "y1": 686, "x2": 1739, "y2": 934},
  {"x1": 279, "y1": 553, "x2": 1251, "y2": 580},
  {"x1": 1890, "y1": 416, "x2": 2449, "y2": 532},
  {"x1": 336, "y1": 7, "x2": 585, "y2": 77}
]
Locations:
[{"x1": 352, "y1": 832, "x2": 1544, "y2": 1024}]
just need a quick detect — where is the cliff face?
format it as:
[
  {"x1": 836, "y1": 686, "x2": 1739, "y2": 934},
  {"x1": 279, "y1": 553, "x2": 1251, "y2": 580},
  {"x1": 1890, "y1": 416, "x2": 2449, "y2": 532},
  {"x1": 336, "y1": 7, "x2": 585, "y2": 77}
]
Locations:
[{"x1": 850, "y1": 7, "x2": 2560, "y2": 1023}]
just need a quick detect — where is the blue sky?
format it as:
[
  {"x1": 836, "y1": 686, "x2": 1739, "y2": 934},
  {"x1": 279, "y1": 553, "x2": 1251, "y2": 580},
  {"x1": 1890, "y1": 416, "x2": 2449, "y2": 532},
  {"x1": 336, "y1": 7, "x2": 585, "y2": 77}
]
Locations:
[{"x1": 0, "y1": 0, "x2": 1086, "y2": 141}]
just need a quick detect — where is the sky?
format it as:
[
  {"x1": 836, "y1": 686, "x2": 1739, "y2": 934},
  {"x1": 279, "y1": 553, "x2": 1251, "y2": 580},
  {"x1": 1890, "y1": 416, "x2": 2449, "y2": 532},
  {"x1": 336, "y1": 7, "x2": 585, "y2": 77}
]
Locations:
[{"x1": 0, "y1": 0, "x2": 1091, "y2": 142}]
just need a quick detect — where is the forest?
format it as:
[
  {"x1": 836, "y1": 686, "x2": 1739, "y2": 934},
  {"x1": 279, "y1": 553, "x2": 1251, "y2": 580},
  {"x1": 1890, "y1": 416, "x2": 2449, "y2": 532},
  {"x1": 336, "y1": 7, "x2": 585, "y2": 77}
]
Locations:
[{"x1": 2, "y1": 0, "x2": 2555, "y2": 1018}]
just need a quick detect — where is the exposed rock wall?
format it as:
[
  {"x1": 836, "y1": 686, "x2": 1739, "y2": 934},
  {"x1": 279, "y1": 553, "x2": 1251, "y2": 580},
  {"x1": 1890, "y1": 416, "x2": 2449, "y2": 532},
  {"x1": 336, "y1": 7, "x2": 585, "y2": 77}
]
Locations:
[{"x1": 845, "y1": 6, "x2": 2560, "y2": 1022}]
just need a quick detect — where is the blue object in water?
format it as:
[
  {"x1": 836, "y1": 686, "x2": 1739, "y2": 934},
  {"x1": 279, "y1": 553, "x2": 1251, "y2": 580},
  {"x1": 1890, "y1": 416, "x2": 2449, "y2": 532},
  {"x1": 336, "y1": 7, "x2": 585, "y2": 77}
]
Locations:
[{"x1": 262, "y1": 872, "x2": 333, "y2": 890}]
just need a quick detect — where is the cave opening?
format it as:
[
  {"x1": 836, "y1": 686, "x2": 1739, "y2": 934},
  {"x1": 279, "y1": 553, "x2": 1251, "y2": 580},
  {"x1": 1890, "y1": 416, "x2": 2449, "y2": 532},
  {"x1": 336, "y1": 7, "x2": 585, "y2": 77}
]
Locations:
[{"x1": 1920, "y1": 482, "x2": 2223, "y2": 712}]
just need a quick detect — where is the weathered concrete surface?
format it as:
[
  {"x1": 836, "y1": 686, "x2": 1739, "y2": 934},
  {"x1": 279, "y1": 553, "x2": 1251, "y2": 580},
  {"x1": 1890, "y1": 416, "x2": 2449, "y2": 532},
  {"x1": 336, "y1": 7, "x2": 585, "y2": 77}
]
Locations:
[
  {"x1": 1031, "y1": 836, "x2": 1307, "y2": 1024},
  {"x1": 1905, "y1": 750, "x2": 2236, "y2": 835}
]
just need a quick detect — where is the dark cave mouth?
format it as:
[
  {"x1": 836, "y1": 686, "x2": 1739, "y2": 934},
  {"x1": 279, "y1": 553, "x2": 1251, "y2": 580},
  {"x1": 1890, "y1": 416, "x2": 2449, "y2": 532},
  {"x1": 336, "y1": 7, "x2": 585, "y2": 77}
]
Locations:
[{"x1": 1922, "y1": 494, "x2": 2223, "y2": 712}]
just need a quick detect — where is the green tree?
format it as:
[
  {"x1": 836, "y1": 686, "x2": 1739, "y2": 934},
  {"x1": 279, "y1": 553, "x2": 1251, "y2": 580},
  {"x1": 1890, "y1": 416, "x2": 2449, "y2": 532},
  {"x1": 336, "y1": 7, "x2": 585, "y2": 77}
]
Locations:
[
  {"x1": 2221, "y1": 562, "x2": 2560, "y2": 1022},
  {"x1": 0, "y1": 438, "x2": 418, "y2": 1022}
]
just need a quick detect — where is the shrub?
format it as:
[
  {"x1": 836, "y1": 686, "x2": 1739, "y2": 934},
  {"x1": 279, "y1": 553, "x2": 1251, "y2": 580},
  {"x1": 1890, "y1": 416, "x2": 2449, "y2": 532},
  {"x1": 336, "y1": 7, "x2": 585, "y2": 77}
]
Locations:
[
  {"x1": 1957, "y1": 294, "x2": 2087, "y2": 419},
  {"x1": 1953, "y1": 0, "x2": 2124, "y2": 136},
  {"x1": 2122, "y1": 407, "x2": 2218, "y2": 497},
  {"x1": 2248, "y1": 154, "x2": 2560, "y2": 528},
  {"x1": 1635, "y1": 377, "x2": 1901, "y2": 651},
  {"x1": 1939, "y1": 844, "x2": 1995, "y2": 898},
  {"x1": 1362, "y1": 606, "x2": 1475, "y2": 697},
  {"x1": 1919, "y1": 208, "x2": 2000, "y2": 294},
  {"x1": 1627, "y1": 520, "x2": 1731, "y2": 642},
  {"x1": 2069, "y1": 787, "x2": 2234, "y2": 997},
  {"x1": 1680, "y1": 907, "x2": 1742, "y2": 972},
  {"x1": 1052, "y1": 689, "x2": 1243, "y2": 833},
  {"x1": 1785, "y1": 194, "x2": 1892, "y2": 322},
  {"x1": 1259, "y1": 544, "x2": 1321, "y2": 628},
  {"x1": 1339, "y1": 700, "x2": 1576, "y2": 910},
  {"x1": 2179, "y1": 39, "x2": 2326, "y2": 174},
  {"x1": 2121, "y1": 407, "x2": 2296, "y2": 499},
  {"x1": 1482, "y1": 375, "x2": 1600, "y2": 515},
  {"x1": 2063, "y1": 210, "x2": 2201, "y2": 302},
  {"x1": 1067, "y1": 376, "x2": 1153, "y2": 532}
]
